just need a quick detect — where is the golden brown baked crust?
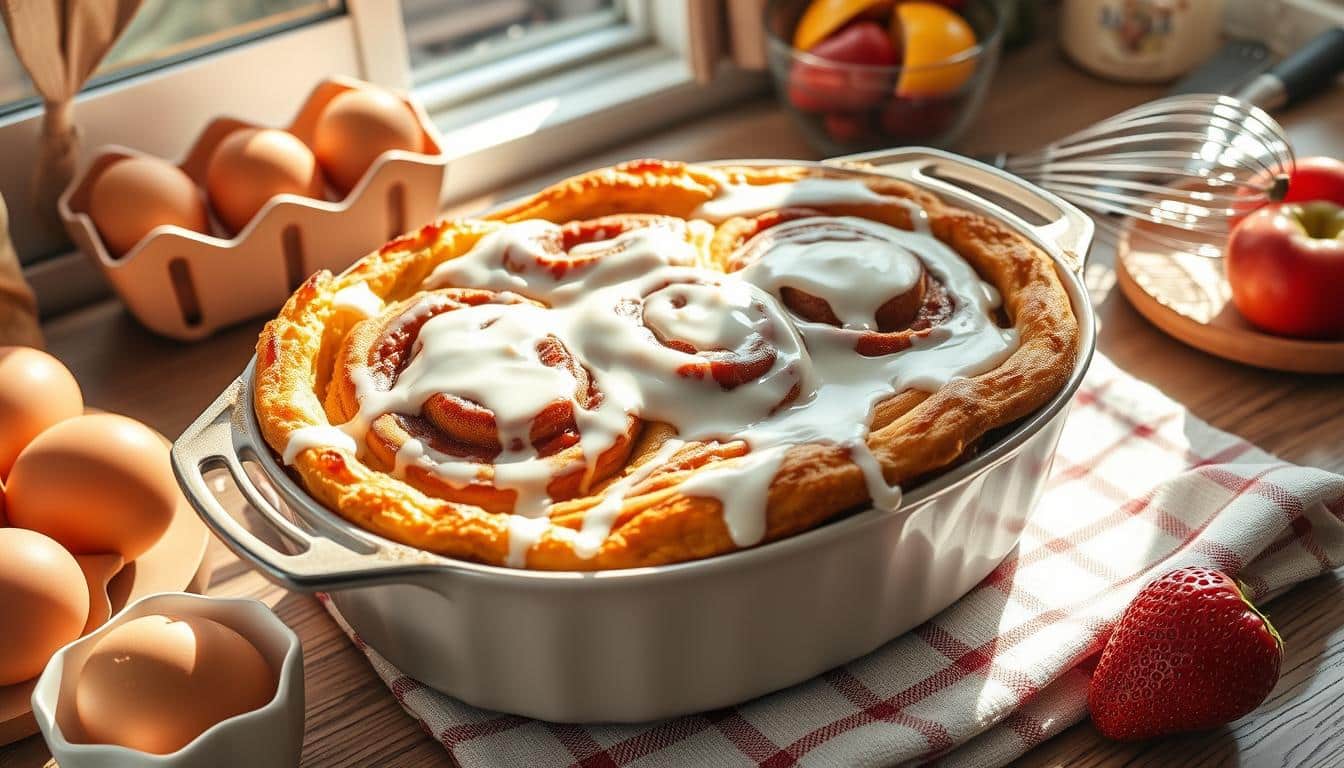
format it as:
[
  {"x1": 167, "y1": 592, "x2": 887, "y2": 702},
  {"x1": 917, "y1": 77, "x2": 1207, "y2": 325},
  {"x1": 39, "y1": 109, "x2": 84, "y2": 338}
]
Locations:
[{"x1": 253, "y1": 159, "x2": 1079, "y2": 570}]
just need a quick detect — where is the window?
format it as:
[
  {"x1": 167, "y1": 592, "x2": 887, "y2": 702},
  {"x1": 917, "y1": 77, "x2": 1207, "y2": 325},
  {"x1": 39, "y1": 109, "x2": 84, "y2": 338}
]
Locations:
[
  {"x1": 0, "y1": 0, "x2": 341, "y2": 117},
  {"x1": 403, "y1": 0, "x2": 624, "y2": 83},
  {"x1": 0, "y1": 23, "x2": 23, "y2": 106}
]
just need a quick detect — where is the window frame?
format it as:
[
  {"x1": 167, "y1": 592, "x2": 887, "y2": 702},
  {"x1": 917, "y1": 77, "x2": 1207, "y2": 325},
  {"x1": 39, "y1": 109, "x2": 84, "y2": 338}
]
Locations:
[
  {"x1": 2, "y1": 0, "x2": 767, "y2": 317},
  {"x1": 0, "y1": 1, "x2": 348, "y2": 120}
]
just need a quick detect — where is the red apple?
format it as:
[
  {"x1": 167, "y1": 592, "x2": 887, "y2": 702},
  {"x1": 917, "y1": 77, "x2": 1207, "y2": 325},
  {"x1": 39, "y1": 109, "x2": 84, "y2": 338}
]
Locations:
[
  {"x1": 1234, "y1": 156, "x2": 1344, "y2": 222},
  {"x1": 1225, "y1": 201, "x2": 1344, "y2": 339},
  {"x1": 1281, "y1": 156, "x2": 1344, "y2": 207},
  {"x1": 788, "y1": 22, "x2": 899, "y2": 113}
]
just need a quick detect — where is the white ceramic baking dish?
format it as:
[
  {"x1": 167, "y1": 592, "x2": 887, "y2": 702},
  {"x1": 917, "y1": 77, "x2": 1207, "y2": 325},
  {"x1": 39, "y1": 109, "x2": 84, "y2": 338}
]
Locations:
[{"x1": 171, "y1": 149, "x2": 1096, "y2": 723}]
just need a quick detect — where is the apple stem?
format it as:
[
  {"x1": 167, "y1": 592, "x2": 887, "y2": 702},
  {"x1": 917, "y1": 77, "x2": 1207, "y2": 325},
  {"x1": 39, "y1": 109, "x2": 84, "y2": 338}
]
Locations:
[{"x1": 1269, "y1": 174, "x2": 1290, "y2": 202}]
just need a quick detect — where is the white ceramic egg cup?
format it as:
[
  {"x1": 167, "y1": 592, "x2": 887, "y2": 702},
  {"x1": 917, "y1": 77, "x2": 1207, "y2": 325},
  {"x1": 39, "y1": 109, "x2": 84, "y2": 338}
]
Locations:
[{"x1": 32, "y1": 592, "x2": 303, "y2": 768}]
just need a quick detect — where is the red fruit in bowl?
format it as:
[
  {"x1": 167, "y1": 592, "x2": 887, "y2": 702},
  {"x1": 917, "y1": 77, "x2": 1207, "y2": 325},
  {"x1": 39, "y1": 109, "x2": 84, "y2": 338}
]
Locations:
[
  {"x1": 1224, "y1": 200, "x2": 1344, "y2": 339},
  {"x1": 823, "y1": 112, "x2": 871, "y2": 143},
  {"x1": 788, "y1": 22, "x2": 899, "y2": 113},
  {"x1": 879, "y1": 94, "x2": 959, "y2": 141},
  {"x1": 811, "y1": 20, "x2": 902, "y2": 64},
  {"x1": 1088, "y1": 567, "x2": 1282, "y2": 741}
]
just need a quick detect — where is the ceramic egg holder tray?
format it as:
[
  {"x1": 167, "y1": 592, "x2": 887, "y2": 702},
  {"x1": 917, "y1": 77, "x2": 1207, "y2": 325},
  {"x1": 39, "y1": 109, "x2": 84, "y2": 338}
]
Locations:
[
  {"x1": 58, "y1": 76, "x2": 448, "y2": 341},
  {"x1": 0, "y1": 434, "x2": 213, "y2": 747},
  {"x1": 1116, "y1": 217, "x2": 1344, "y2": 373}
]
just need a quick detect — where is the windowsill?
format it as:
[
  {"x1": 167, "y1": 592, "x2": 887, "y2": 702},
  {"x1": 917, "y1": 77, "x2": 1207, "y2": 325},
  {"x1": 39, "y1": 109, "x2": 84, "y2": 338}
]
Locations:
[{"x1": 24, "y1": 48, "x2": 768, "y2": 319}]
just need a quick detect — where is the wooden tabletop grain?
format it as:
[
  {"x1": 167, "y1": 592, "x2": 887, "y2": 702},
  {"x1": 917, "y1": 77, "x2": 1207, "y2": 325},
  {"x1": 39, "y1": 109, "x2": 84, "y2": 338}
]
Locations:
[{"x1": 3, "y1": 33, "x2": 1343, "y2": 768}]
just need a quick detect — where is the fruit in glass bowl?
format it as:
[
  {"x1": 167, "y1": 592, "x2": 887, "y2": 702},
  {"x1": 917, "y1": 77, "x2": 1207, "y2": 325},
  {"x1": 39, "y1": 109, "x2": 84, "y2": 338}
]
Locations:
[
  {"x1": 787, "y1": 22, "x2": 900, "y2": 113},
  {"x1": 766, "y1": 0, "x2": 1003, "y2": 155}
]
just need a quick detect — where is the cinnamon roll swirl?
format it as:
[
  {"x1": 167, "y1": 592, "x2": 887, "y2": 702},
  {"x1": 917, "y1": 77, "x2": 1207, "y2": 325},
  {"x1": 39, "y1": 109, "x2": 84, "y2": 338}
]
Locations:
[
  {"x1": 723, "y1": 213, "x2": 958, "y2": 356},
  {"x1": 325, "y1": 289, "x2": 639, "y2": 515}
]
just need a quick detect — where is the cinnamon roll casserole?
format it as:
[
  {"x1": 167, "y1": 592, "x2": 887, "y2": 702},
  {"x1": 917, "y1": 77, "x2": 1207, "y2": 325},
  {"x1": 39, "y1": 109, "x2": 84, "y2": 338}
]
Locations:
[{"x1": 254, "y1": 160, "x2": 1078, "y2": 570}]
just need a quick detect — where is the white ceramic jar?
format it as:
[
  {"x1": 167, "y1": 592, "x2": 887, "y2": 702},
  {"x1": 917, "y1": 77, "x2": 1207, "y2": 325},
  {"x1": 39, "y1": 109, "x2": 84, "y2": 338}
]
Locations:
[{"x1": 1060, "y1": 0, "x2": 1227, "y2": 82}]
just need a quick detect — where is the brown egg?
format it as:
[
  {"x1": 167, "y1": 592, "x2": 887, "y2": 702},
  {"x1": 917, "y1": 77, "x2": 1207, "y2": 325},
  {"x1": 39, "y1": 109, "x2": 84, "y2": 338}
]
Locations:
[
  {"x1": 0, "y1": 528, "x2": 90, "y2": 685},
  {"x1": 0, "y1": 347, "x2": 83, "y2": 479},
  {"x1": 0, "y1": 475, "x2": 7, "y2": 526},
  {"x1": 313, "y1": 87, "x2": 423, "y2": 194},
  {"x1": 75, "y1": 614, "x2": 275, "y2": 754},
  {"x1": 205, "y1": 127, "x2": 325, "y2": 233},
  {"x1": 87, "y1": 156, "x2": 210, "y2": 258},
  {"x1": 6, "y1": 414, "x2": 178, "y2": 561}
]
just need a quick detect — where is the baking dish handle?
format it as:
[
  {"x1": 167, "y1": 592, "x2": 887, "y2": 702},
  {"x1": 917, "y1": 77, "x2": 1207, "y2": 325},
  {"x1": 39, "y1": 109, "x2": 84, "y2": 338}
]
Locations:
[
  {"x1": 825, "y1": 148, "x2": 1095, "y2": 273},
  {"x1": 172, "y1": 379, "x2": 443, "y2": 592}
]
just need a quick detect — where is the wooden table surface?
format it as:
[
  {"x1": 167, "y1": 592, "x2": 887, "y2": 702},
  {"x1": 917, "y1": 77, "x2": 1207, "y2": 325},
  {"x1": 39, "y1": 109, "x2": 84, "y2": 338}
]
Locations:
[{"x1": 4, "y1": 32, "x2": 1344, "y2": 768}]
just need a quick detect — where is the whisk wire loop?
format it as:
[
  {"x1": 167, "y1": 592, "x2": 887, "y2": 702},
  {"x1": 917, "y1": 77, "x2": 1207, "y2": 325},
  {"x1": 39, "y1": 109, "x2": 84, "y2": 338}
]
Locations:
[{"x1": 999, "y1": 94, "x2": 1295, "y2": 258}]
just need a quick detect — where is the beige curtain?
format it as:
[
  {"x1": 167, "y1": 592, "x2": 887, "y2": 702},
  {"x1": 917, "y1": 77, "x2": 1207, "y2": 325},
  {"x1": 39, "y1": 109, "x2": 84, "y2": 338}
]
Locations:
[
  {"x1": 0, "y1": 0, "x2": 143, "y2": 234},
  {"x1": 0, "y1": 191, "x2": 42, "y2": 347},
  {"x1": 688, "y1": 0, "x2": 769, "y2": 83}
]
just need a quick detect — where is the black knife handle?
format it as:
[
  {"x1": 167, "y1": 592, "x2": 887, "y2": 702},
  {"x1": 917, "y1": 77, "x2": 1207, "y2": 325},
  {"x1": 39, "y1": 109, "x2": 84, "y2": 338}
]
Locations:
[{"x1": 1270, "y1": 26, "x2": 1344, "y2": 106}]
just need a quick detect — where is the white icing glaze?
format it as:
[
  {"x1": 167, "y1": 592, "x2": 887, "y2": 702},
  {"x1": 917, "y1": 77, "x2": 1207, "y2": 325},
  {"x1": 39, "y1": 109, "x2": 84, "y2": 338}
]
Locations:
[
  {"x1": 332, "y1": 281, "x2": 383, "y2": 318},
  {"x1": 393, "y1": 437, "x2": 425, "y2": 476},
  {"x1": 676, "y1": 445, "x2": 788, "y2": 547},
  {"x1": 642, "y1": 283, "x2": 760, "y2": 349},
  {"x1": 736, "y1": 218, "x2": 924, "y2": 331},
  {"x1": 283, "y1": 180, "x2": 1022, "y2": 563},
  {"x1": 982, "y1": 281, "x2": 1002, "y2": 309},
  {"x1": 283, "y1": 425, "x2": 357, "y2": 464},
  {"x1": 570, "y1": 268, "x2": 812, "y2": 441},
  {"x1": 849, "y1": 440, "x2": 902, "y2": 511},
  {"x1": 692, "y1": 178, "x2": 896, "y2": 222},
  {"x1": 505, "y1": 515, "x2": 551, "y2": 568},
  {"x1": 572, "y1": 439, "x2": 685, "y2": 558},
  {"x1": 423, "y1": 219, "x2": 703, "y2": 303}
]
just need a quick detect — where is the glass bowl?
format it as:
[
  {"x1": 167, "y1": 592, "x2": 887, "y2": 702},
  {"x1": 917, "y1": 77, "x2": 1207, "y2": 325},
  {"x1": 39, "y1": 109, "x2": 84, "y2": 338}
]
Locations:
[{"x1": 765, "y1": 0, "x2": 1004, "y2": 156}]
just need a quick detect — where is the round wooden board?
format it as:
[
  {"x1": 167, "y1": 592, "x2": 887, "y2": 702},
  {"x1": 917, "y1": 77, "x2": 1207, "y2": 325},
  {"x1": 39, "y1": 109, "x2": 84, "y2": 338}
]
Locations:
[
  {"x1": 0, "y1": 451, "x2": 212, "y2": 746},
  {"x1": 1116, "y1": 217, "x2": 1344, "y2": 374}
]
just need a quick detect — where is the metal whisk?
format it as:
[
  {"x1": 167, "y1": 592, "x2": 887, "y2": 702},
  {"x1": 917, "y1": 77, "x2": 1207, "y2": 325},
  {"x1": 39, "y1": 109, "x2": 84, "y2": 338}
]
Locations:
[{"x1": 989, "y1": 94, "x2": 1294, "y2": 258}]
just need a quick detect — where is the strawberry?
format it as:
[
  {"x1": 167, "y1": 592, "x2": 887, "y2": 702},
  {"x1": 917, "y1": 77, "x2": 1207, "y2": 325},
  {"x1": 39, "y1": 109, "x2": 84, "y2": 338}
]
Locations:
[
  {"x1": 788, "y1": 22, "x2": 899, "y2": 113},
  {"x1": 1088, "y1": 566, "x2": 1283, "y2": 741}
]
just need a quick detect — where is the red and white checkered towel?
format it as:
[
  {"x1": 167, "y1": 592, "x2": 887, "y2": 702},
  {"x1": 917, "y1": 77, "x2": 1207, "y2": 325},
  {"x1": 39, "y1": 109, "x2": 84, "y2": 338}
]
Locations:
[{"x1": 321, "y1": 354, "x2": 1344, "y2": 767}]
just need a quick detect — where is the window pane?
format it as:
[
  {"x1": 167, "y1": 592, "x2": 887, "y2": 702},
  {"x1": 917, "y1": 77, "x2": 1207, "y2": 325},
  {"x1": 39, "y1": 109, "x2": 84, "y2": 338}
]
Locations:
[
  {"x1": 0, "y1": 0, "x2": 340, "y2": 115},
  {"x1": 403, "y1": 0, "x2": 622, "y2": 81},
  {"x1": 0, "y1": 20, "x2": 35, "y2": 106}
]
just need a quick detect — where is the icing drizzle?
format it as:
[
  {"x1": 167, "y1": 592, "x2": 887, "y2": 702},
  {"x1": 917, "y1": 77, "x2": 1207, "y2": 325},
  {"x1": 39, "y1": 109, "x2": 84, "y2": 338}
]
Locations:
[
  {"x1": 691, "y1": 178, "x2": 896, "y2": 222},
  {"x1": 283, "y1": 180, "x2": 1019, "y2": 566}
]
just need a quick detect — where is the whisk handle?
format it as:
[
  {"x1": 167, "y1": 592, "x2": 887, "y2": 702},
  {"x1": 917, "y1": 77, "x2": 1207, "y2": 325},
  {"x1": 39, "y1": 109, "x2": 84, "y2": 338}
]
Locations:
[{"x1": 1236, "y1": 27, "x2": 1344, "y2": 110}]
